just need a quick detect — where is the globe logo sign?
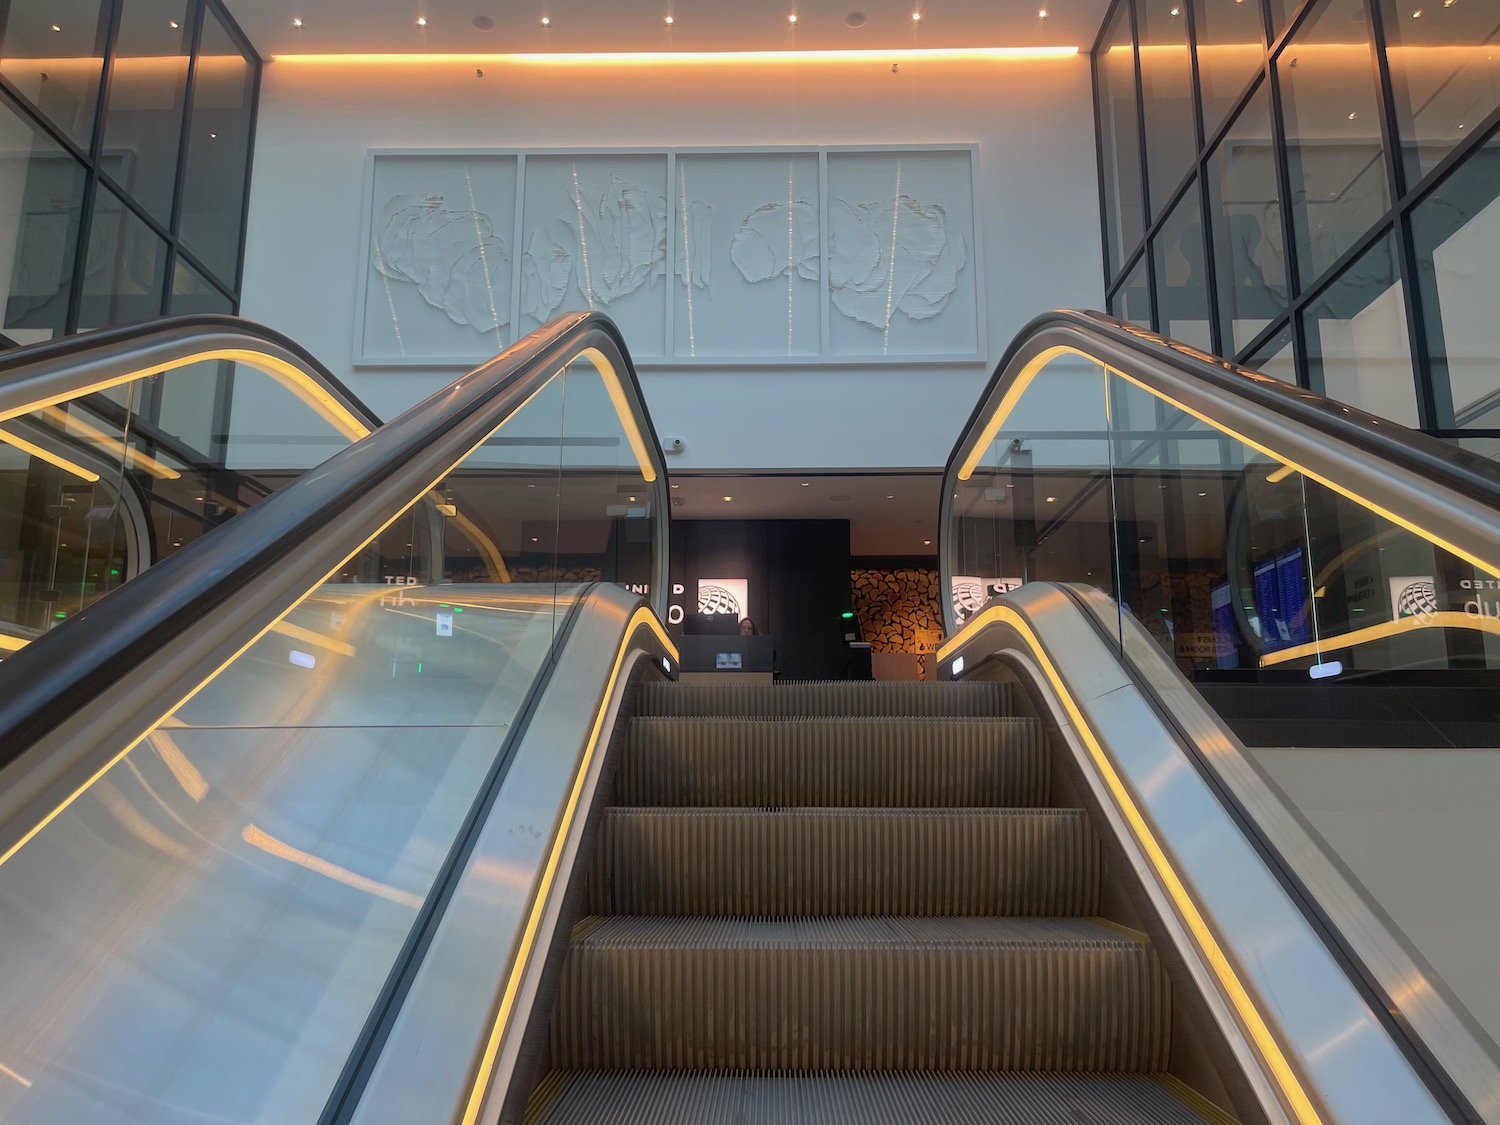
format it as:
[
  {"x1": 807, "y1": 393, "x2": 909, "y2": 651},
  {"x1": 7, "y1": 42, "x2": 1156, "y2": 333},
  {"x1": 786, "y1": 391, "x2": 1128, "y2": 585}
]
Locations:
[
  {"x1": 697, "y1": 584, "x2": 743, "y2": 617},
  {"x1": 1395, "y1": 579, "x2": 1438, "y2": 619}
]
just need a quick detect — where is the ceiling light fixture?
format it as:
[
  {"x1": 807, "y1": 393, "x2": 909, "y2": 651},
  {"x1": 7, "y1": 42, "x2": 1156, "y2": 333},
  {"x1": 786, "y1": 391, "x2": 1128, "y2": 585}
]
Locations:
[
  {"x1": 801, "y1": 481, "x2": 810, "y2": 486},
  {"x1": 1045, "y1": 496, "x2": 1057, "y2": 502},
  {"x1": 1038, "y1": 7, "x2": 1048, "y2": 15},
  {"x1": 169, "y1": 19, "x2": 180, "y2": 28},
  {"x1": 665, "y1": 14, "x2": 675, "y2": 24},
  {"x1": 911, "y1": 11, "x2": 922, "y2": 21},
  {"x1": 788, "y1": 13, "x2": 798, "y2": 23},
  {"x1": 1411, "y1": 7, "x2": 1422, "y2": 15},
  {"x1": 293, "y1": 17, "x2": 304, "y2": 27},
  {"x1": 50, "y1": 23, "x2": 61, "y2": 31},
  {"x1": 722, "y1": 495, "x2": 733, "y2": 501},
  {"x1": 417, "y1": 16, "x2": 428, "y2": 26},
  {"x1": 1348, "y1": 111, "x2": 1357, "y2": 119},
  {"x1": 276, "y1": 46, "x2": 1083, "y2": 64},
  {"x1": 541, "y1": 15, "x2": 551, "y2": 25}
]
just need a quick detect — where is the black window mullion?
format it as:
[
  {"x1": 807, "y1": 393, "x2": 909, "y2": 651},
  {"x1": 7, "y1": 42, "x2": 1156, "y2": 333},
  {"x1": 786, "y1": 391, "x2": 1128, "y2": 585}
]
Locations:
[
  {"x1": 1183, "y1": 0, "x2": 1224, "y2": 357},
  {"x1": 215, "y1": 0, "x2": 263, "y2": 309},
  {"x1": 1092, "y1": 19, "x2": 1117, "y2": 296},
  {"x1": 161, "y1": 0, "x2": 207, "y2": 316},
  {"x1": 64, "y1": 0, "x2": 123, "y2": 336}
]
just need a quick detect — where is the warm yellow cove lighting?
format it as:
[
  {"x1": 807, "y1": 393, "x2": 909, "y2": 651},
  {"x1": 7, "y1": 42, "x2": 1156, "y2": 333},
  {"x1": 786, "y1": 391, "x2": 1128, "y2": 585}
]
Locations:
[{"x1": 272, "y1": 46, "x2": 1079, "y2": 65}]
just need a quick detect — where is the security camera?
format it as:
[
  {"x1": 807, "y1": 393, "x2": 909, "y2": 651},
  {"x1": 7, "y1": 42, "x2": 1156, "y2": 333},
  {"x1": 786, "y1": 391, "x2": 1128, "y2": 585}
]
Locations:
[{"x1": 667, "y1": 437, "x2": 685, "y2": 453}]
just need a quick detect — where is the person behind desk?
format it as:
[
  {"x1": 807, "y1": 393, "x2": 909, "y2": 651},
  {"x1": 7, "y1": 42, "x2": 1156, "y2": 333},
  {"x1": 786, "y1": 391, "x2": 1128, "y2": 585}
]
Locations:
[{"x1": 738, "y1": 617, "x2": 759, "y2": 636}]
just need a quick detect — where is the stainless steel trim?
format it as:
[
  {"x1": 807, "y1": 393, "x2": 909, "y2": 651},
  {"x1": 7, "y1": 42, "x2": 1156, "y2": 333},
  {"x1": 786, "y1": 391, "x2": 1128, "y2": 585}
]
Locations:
[
  {"x1": 345, "y1": 584, "x2": 674, "y2": 1125},
  {"x1": 0, "y1": 321, "x2": 377, "y2": 433},
  {"x1": 942, "y1": 581, "x2": 1453, "y2": 1125},
  {"x1": 1090, "y1": 588, "x2": 1500, "y2": 1125}
]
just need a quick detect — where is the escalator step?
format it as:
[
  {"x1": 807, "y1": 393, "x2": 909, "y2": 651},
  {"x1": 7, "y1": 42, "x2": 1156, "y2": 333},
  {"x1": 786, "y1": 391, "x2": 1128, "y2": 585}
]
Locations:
[
  {"x1": 524, "y1": 1071, "x2": 1228, "y2": 1125},
  {"x1": 590, "y1": 807, "x2": 1099, "y2": 917},
  {"x1": 550, "y1": 916, "x2": 1169, "y2": 1073},
  {"x1": 638, "y1": 679, "x2": 1011, "y2": 718},
  {"x1": 619, "y1": 717, "x2": 1047, "y2": 807}
]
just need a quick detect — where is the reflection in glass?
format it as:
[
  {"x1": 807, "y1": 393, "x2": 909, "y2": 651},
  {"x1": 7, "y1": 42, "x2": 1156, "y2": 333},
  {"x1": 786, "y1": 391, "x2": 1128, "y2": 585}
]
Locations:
[
  {"x1": 0, "y1": 0, "x2": 107, "y2": 149},
  {"x1": 1411, "y1": 139, "x2": 1500, "y2": 430},
  {"x1": 1114, "y1": 255, "x2": 1153, "y2": 328},
  {"x1": 98, "y1": 0, "x2": 192, "y2": 228},
  {"x1": 1097, "y1": 2, "x2": 1147, "y2": 281},
  {"x1": 179, "y1": 7, "x2": 255, "y2": 287},
  {"x1": 1276, "y1": 0, "x2": 1391, "y2": 288},
  {"x1": 1192, "y1": 0, "x2": 1267, "y2": 140},
  {"x1": 1137, "y1": 0, "x2": 1197, "y2": 220},
  {"x1": 1207, "y1": 83, "x2": 1289, "y2": 353},
  {"x1": 1302, "y1": 230, "x2": 1418, "y2": 425},
  {"x1": 1151, "y1": 177, "x2": 1212, "y2": 351},
  {"x1": 169, "y1": 258, "x2": 234, "y2": 315},
  {"x1": 948, "y1": 357, "x2": 1116, "y2": 627},
  {"x1": 1381, "y1": 0, "x2": 1500, "y2": 184},
  {"x1": 77, "y1": 185, "x2": 169, "y2": 329},
  {"x1": 1244, "y1": 322, "x2": 1298, "y2": 382},
  {"x1": 0, "y1": 92, "x2": 87, "y2": 345}
]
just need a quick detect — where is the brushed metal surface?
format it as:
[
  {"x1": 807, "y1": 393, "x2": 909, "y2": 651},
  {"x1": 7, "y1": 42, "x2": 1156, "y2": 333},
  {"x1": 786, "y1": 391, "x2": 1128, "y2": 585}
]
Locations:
[{"x1": 638, "y1": 679, "x2": 1010, "y2": 718}]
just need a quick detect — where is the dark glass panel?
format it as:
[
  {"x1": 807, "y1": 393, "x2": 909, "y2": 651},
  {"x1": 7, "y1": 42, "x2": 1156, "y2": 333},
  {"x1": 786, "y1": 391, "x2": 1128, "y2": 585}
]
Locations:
[
  {"x1": 1275, "y1": 0, "x2": 1391, "y2": 289},
  {"x1": 1193, "y1": 0, "x2": 1268, "y2": 140},
  {"x1": 1381, "y1": 0, "x2": 1500, "y2": 184},
  {"x1": 178, "y1": 7, "x2": 254, "y2": 285},
  {"x1": 1137, "y1": 0, "x2": 1198, "y2": 219},
  {"x1": 1151, "y1": 177, "x2": 1212, "y2": 350},
  {"x1": 169, "y1": 257, "x2": 232, "y2": 315},
  {"x1": 1411, "y1": 138, "x2": 1500, "y2": 430},
  {"x1": 0, "y1": 0, "x2": 108, "y2": 149},
  {"x1": 1097, "y1": 0, "x2": 1147, "y2": 281},
  {"x1": 1302, "y1": 230, "x2": 1418, "y2": 424},
  {"x1": 98, "y1": 0, "x2": 192, "y2": 227},
  {"x1": 0, "y1": 90, "x2": 86, "y2": 344},
  {"x1": 1207, "y1": 82, "x2": 1290, "y2": 353},
  {"x1": 77, "y1": 185, "x2": 169, "y2": 329}
]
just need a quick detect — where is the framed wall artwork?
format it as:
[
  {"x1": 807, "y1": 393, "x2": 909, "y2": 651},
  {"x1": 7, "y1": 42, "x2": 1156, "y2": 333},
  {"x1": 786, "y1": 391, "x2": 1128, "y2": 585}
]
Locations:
[{"x1": 354, "y1": 145, "x2": 983, "y2": 367}]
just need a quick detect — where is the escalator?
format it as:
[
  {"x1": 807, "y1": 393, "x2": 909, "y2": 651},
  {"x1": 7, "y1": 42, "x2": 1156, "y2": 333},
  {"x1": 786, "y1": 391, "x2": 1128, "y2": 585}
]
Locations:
[{"x1": 0, "y1": 309, "x2": 1497, "y2": 1125}]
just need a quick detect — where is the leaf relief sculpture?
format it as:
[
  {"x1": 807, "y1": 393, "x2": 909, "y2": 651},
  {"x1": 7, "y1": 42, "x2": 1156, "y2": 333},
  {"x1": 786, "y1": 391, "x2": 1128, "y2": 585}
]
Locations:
[
  {"x1": 566, "y1": 177, "x2": 667, "y2": 305},
  {"x1": 676, "y1": 200, "x2": 714, "y2": 291},
  {"x1": 520, "y1": 223, "x2": 573, "y2": 323},
  {"x1": 729, "y1": 200, "x2": 819, "y2": 284},
  {"x1": 828, "y1": 195, "x2": 968, "y2": 330},
  {"x1": 375, "y1": 193, "x2": 511, "y2": 333}
]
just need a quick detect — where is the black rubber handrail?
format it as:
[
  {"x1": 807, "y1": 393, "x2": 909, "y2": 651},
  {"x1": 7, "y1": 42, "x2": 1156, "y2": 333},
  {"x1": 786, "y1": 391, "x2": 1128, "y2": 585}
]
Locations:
[
  {"x1": 0, "y1": 313, "x2": 378, "y2": 433},
  {"x1": 0, "y1": 312, "x2": 664, "y2": 825},
  {"x1": 949, "y1": 309, "x2": 1500, "y2": 510}
]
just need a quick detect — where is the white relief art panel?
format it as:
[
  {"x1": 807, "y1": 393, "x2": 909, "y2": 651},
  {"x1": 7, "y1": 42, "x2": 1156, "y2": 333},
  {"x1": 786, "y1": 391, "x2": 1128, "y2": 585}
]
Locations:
[
  {"x1": 673, "y1": 152, "x2": 821, "y2": 359},
  {"x1": 355, "y1": 147, "x2": 980, "y2": 366},
  {"x1": 825, "y1": 149, "x2": 979, "y2": 358},
  {"x1": 517, "y1": 154, "x2": 669, "y2": 357},
  {"x1": 358, "y1": 154, "x2": 519, "y2": 364}
]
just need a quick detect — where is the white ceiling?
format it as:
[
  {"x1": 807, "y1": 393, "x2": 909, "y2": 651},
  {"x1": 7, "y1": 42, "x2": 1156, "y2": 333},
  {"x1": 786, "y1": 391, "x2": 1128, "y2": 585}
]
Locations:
[
  {"x1": 221, "y1": 0, "x2": 1108, "y2": 57},
  {"x1": 668, "y1": 472, "x2": 943, "y2": 557}
]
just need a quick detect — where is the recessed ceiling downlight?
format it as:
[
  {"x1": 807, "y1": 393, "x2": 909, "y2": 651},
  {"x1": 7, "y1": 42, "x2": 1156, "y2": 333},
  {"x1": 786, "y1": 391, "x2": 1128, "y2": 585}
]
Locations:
[
  {"x1": 845, "y1": 11, "x2": 867, "y2": 26},
  {"x1": 473, "y1": 15, "x2": 495, "y2": 30}
]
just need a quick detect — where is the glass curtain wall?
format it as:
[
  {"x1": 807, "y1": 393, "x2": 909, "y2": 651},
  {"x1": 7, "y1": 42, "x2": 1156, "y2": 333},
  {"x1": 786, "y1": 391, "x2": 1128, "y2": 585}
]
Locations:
[
  {"x1": 1094, "y1": 0, "x2": 1500, "y2": 445},
  {"x1": 0, "y1": 0, "x2": 258, "y2": 345}
]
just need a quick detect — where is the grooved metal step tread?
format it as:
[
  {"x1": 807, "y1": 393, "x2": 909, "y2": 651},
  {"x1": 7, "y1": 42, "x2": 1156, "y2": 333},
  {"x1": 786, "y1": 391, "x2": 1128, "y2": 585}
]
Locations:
[
  {"x1": 639, "y1": 679, "x2": 1012, "y2": 718},
  {"x1": 591, "y1": 807, "x2": 1100, "y2": 917},
  {"x1": 524, "y1": 1070, "x2": 1225, "y2": 1125},
  {"x1": 551, "y1": 916, "x2": 1170, "y2": 1073},
  {"x1": 620, "y1": 717, "x2": 1046, "y2": 808}
]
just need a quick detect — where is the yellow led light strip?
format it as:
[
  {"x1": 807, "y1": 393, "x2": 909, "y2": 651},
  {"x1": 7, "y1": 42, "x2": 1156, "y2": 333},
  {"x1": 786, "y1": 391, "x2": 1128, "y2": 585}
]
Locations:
[
  {"x1": 36, "y1": 405, "x2": 182, "y2": 480},
  {"x1": 1259, "y1": 611, "x2": 1500, "y2": 668},
  {"x1": 956, "y1": 345, "x2": 1500, "y2": 584},
  {"x1": 579, "y1": 347, "x2": 657, "y2": 484},
  {"x1": 0, "y1": 349, "x2": 371, "y2": 442},
  {"x1": 274, "y1": 46, "x2": 1080, "y2": 66},
  {"x1": 0, "y1": 634, "x2": 28, "y2": 653},
  {"x1": 270, "y1": 619, "x2": 357, "y2": 657},
  {"x1": 460, "y1": 606, "x2": 676, "y2": 1125},
  {"x1": 939, "y1": 604, "x2": 1322, "y2": 1125},
  {"x1": 0, "y1": 426, "x2": 100, "y2": 482},
  {"x1": 0, "y1": 372, "x2": 591, "y2": 870}
]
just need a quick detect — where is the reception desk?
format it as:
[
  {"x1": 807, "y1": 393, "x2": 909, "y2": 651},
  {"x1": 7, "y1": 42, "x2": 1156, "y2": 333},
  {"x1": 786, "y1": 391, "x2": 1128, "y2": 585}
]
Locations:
[{"x1": 678, "y1": 634, "x2": 775, "y2": 683}]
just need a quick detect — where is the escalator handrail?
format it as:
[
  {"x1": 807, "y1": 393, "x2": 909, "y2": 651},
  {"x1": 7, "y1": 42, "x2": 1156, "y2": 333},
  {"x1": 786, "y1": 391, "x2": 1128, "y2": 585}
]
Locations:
[
  {"x1": 0, "y1": 311, "x2": 667, "y2": 861},
  {"x1": 0, "y1": 313, "x2": 380, "y2": 433},
  {"x1": 941, "y1": 310, "x2": 1500, "y2": 630}
]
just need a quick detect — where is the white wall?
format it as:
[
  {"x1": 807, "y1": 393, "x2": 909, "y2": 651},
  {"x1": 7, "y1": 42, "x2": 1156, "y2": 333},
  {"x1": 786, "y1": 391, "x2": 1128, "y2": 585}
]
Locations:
[{"x1": 239, "y1": 54, "x2": 1104, "y2": 471}]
